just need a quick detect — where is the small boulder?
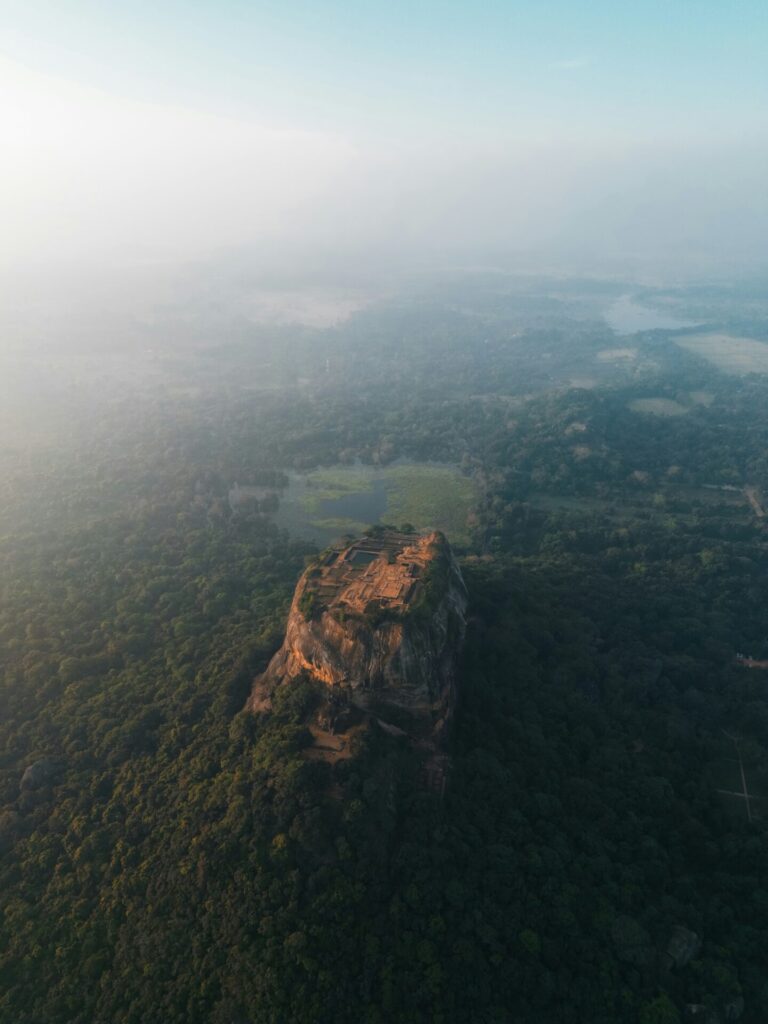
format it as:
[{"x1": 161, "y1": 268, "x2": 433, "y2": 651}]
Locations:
[
  {"x1": 20, "y1": 758, "x2": 62, "y2": 793},
  {"x1": 667, "y1": 926, "x2": 702, "y2": 968},
  {"x1": 724, "y1": 997, "x2": 744, "y2": 1021},
  {"x1": 684, "y1": 1008, "x2": 719, "y2": 1024}
]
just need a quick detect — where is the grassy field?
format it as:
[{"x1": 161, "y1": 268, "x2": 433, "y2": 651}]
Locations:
[
  {"x1": 310, "y1": 517, "x2": 369, "y2": 535},
  {"x1": 688, "y1": 390, "x2": 714, "y2": 406},
  {"x1": 629, "y1": 397, "x2": 689, "y2": 417},
  {"x1": 597, "y1": 347, "x2": 637, "y2": 362},
  {"x1": 383, "y1": 465, "x2": 477, "y2": 544},
  {"x1": 675, "y1": 333, "x2": 768, "y2": 374}
]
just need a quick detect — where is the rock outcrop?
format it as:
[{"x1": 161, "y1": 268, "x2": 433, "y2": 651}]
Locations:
[
  {"x1": 666, "y1": 926, "x2": 702, "y2": 969},
  {"x1": 247, "y1": 530, "x2": 467, "y2": 746},
  {"x1": 20, "y1": 758, "x2": 62, "y2": 793}
]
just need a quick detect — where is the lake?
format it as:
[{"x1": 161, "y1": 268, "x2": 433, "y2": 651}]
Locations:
[{"x1": 605, "y1": 295, "x2": 700, "y2": 335}]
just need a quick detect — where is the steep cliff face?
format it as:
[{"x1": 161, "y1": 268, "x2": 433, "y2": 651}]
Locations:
[{"x1": 247, "y1": 530, "x2": 467, "y2": 743}]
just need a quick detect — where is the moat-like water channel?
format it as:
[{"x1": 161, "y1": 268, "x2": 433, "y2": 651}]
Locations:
[
  {"x1": 232, "y1": 461, "x2": 476, "y2": 547},
  {"x1": 277, "y1": 470, "x2": 391, "y2": 544}
]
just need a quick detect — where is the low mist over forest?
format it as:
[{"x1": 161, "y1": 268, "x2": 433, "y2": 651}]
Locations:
[{"x1": 3, "y1": 270, "x2": 768, "y2": 1023}]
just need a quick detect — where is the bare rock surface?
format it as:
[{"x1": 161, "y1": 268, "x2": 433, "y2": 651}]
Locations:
[
  {"x1": 247, "y1": 530, "x2": 467, "y2": 752},
  {"x1": 20, "y1": 757, "x2": 62, "y2": 793}
]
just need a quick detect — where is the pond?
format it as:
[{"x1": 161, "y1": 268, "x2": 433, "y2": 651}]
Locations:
[{"x1": 264, "y1": 461, "x2": 477, "y2": 547}]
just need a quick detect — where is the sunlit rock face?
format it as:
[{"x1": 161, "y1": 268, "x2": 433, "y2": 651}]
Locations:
[{"x1": 247, "y1": 530, "x2": 467, "y2": 743}]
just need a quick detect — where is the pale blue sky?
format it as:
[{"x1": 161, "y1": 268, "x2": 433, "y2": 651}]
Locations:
[
  {"x1": 0, "y1": 2, "x2": 766, "y2": 269},
  {"x1": 2, "y1": 0, "x2": 767, "y2": 139}
]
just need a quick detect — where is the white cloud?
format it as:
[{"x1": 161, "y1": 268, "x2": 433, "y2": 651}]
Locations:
[
  {"x1": 0, "y1": 57, "x2": 357, "y2": 266},
  {"x1": 0, "y1": 55, "x2": 765, "y2": 281}
]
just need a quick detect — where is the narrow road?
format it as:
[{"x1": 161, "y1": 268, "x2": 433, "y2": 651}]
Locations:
[
  {"x1": 744, "y1": 486, "x2": 765, "y2": 518},
  {"x1": 723, "y1": 731, "x2": 753, "y2": 823}
]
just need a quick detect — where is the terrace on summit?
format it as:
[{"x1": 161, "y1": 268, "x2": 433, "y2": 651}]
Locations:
[{"x1": 305, "y1": 531, "x2": 436, "y2": 616}]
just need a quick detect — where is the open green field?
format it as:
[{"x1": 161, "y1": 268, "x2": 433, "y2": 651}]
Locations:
[
  {"x1": 688, "y1": 390, "x2": 714, "y2": 406},
  {"x1": 597, "y1": 347, "x2": 637, "y2": 362},
  {"x1": 675, "y1": 333, "x2": 768, "y2": 374},
  {"x1": 629, "y1": 397, "x2": 689, "y2": 417},
  {"x1": 382, "y1": 464, "x2": 477, "y2": 542}
]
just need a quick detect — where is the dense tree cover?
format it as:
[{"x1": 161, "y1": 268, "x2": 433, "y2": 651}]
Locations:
[{"x1": 2, "y1": 285, "x2": 768, "y2": 1022}]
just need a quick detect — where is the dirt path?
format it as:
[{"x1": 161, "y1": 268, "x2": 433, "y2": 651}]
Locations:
[
  {"x1": 304, "y1": 720, "x2": 369, "y2": 764},
  {"x1": 744, "y1": 486, "x2": 765, "y2": 518},
  {"x1": 722, "y1": 731, "x2": 753, "y2": 823}
]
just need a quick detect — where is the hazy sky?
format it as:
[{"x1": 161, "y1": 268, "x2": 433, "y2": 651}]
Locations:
[{"x1": 1, "y1": 1, "x2": 767, "y2": 272}]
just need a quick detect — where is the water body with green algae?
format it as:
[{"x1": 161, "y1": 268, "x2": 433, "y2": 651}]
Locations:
[{"x1": 274, "y1": 463, "x2": 477, "y2": 546}]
